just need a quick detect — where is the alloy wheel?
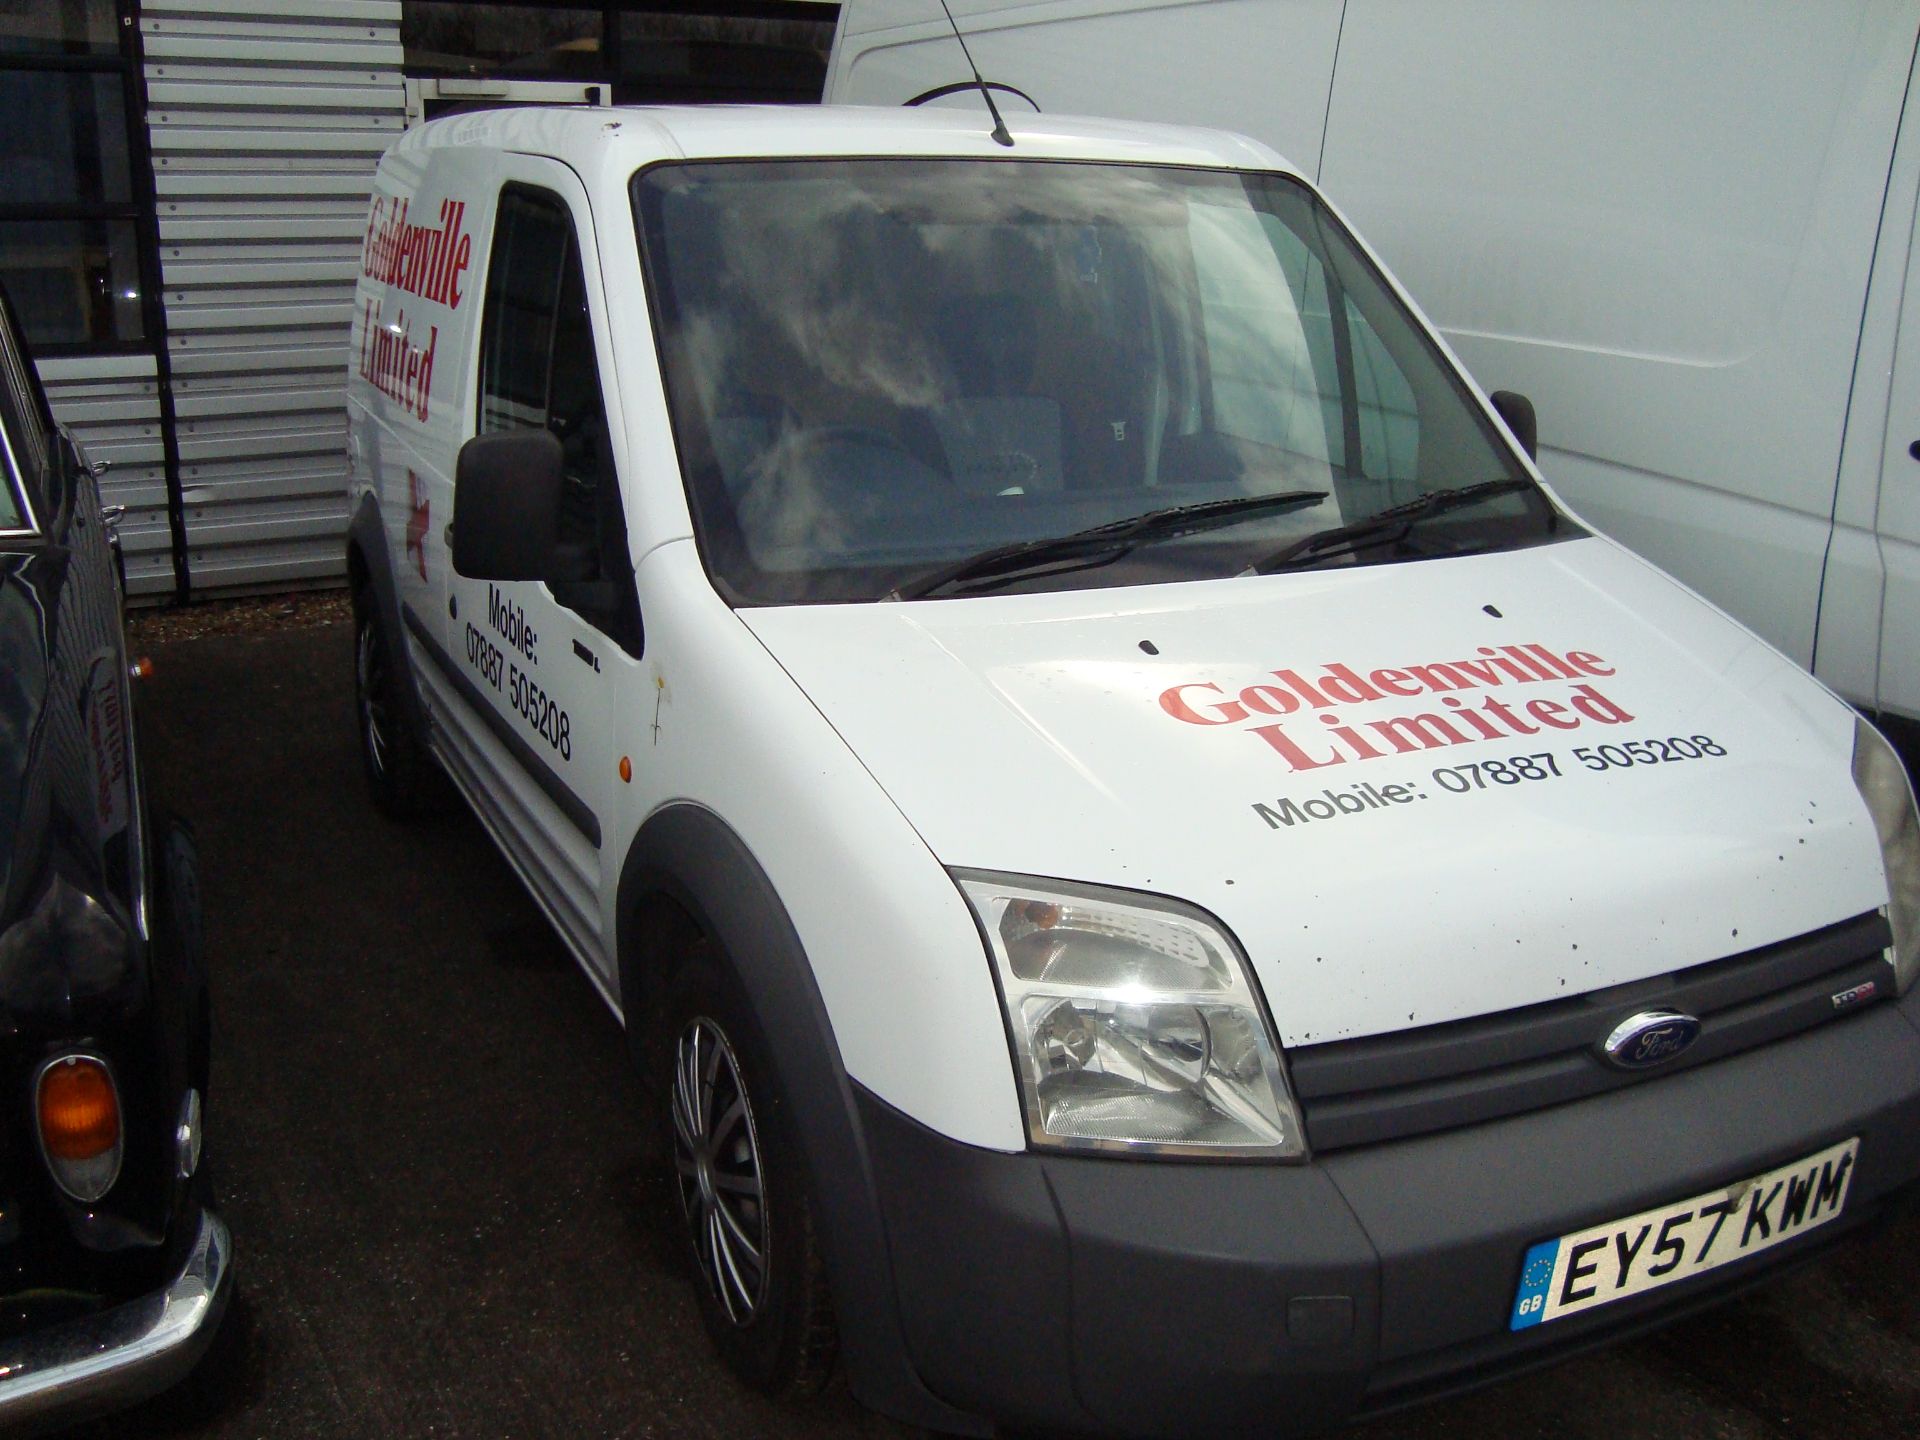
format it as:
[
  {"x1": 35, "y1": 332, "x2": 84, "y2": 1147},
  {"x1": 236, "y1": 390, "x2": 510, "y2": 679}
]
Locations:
[
  {"x1": 672, "y1": 1018, "x2": 769, "y2": 1325},
  {"x1": 355, "y1": 618, "x2": 392, "y2": 777}
]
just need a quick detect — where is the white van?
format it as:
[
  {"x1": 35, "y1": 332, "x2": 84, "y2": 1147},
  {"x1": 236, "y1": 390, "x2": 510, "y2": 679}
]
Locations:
[
  {"x1": 344, "y1": 103, "x2": 1920, "y2": 1437},
  {"x1": 827, "y1": 0, "x2": 1920, "y2": 735}
]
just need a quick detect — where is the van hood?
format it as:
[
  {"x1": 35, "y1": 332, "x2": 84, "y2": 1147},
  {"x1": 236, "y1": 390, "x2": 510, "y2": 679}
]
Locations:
[{"x1": 739, "y1": 536, "x2": 1889, "y2": 1046}]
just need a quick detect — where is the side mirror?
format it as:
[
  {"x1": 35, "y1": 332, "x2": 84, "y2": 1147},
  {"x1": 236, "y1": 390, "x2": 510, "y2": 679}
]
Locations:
[
  {"x1": 451, "y1": 429, "x2": 563, "y2": 580},
  {"x1": 1489, "y1": 390, "x2": 1538, "y2": 461}
]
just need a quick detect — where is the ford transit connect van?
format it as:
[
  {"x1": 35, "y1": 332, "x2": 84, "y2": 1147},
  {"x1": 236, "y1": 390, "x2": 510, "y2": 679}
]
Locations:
[{"x1": 344, "y1": 104, "x2": 1920, "y2": 1438}]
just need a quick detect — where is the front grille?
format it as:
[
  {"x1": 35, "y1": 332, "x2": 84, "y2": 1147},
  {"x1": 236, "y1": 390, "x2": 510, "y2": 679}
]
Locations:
[{"x1": 1290, "y1": 912, "x2": 1894, "y2": 1152}]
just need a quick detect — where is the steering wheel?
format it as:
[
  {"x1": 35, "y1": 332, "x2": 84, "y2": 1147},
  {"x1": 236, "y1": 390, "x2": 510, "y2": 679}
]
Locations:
[
  {"x1": 777, "y1": 424, "x2": 954, "y2": 497},
  {"x1": 548, "y1": 406, "x2": 600, "y2": 442},
  {"x1": 789, "y1": 424, "x2": 922, "y2": 461}
]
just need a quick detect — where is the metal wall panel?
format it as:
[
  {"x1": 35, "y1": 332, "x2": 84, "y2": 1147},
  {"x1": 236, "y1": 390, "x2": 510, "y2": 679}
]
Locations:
[
  {"x1": 141, "y1": 0, "x2": 403, "y2": 592},
  {"x1": 37, "y1": 356, "x2": 175, "y2": 598}
]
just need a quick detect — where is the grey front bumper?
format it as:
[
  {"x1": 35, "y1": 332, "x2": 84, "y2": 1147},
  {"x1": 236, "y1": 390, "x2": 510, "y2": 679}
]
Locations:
[
  {"x1": 0, "y1": 1209, "x2": 232, "y2": 1433},
  {"x1": 854, "y1": 994, "x2": 1920, "y2": 1438}
]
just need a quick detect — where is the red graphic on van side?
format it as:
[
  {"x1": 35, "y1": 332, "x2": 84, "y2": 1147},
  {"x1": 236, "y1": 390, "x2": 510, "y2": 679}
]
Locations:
[{"x1": 405, "y1": 469, "x2": 430, "y2": 581}]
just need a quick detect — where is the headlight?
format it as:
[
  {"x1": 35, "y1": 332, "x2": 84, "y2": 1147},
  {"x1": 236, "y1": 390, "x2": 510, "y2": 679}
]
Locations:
[
  {"x1": 955, "y1": 870, "x2": 1306, "y2": 1159},
  {"x1": 1853, "y1": 718, "x2": 1920, "y2": 992}
]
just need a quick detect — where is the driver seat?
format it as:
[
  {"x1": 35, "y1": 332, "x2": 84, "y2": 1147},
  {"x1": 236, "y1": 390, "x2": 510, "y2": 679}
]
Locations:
[{"x1": 932, "y1": 293, "x2": 1063, "y2": 496}]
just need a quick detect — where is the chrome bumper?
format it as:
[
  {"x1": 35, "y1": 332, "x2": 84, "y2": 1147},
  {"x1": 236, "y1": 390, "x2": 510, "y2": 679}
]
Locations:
[{"x1": 0, "y1": 1208, "x2": 232, "y2": 1432}]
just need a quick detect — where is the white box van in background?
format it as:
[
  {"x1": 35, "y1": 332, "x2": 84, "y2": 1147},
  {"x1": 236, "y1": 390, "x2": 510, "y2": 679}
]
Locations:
[{"x1": 829, "y1": 0, "x2": 1920, "y2": 734}]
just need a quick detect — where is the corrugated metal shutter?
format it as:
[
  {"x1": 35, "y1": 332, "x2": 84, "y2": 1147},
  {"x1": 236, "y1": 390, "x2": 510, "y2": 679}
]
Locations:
[
  {"x1": 37, "y1": 355, "x2": 175, "y2": 597},
  {"x1": 140, "y1": 0, "x2": 403, "y2": 592}
]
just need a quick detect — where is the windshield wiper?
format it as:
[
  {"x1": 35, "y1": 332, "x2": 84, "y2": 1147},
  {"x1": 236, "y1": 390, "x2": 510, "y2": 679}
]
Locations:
[
  {"x1": 886, "y1": 490, "x2": 1329, "y2": 600},
  {"x1": 1239, "y1": 478, "x2": 1546, "y2": 577}
]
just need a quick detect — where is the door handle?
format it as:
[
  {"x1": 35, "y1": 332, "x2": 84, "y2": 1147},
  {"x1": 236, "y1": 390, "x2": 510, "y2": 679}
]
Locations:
[{"x1": 1908, "y1": 440, "x2": 1920, "y2": 462}]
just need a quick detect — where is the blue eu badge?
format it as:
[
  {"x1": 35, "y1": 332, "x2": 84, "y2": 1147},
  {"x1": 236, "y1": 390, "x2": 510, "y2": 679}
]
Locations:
[{"x1": 1509, "y1": 1241, "x2": 1560, "y2": 1329}]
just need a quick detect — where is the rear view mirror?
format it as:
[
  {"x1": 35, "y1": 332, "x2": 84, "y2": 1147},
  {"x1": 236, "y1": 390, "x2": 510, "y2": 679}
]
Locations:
[
  {"x1": 451, "y1": 430, "x2": 563, "y2": 580},
  {"x1": 1489, "y1": 390, "x2": 1538, "y2": 461}
]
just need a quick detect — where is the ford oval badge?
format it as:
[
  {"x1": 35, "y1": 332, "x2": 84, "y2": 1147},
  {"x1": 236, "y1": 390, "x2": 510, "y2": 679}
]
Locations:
[{"x1": 1601, "y1": 1011, "x2": 1702, "y2": 1070}]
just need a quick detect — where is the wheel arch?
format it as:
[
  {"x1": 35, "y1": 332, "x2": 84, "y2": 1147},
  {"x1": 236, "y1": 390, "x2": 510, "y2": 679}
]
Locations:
[
  {"x1": 615, "y1": 802, "x2": 986, "y2": 1435},
  {"x1": 345, "y1": 490, "x2": 431, "y2": 743},
  {"x1": 147, "y1": 804, "x2": 211, "y2": 1098}
]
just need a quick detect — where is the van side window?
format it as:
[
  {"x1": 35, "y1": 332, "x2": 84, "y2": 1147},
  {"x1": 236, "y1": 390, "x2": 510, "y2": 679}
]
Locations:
[
  {"x1": 478, "y1": 191, "x2": 566, "y2": 433},
  {"x1": 479, "y1": 186, "x2": 605, "y2": 527},
  {"x1": 477, "y1": 185, "x2": 640, "y2": 652}
]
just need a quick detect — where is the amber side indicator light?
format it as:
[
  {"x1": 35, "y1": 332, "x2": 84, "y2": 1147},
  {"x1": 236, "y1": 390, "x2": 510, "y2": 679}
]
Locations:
[
  {"x1": 129, "y1": 657, "x2": 154, "y2": 682},
  {"x1": 40, "y1": 1057, "x2": 119, "y2": 1158},
  {"x1": 37, "y1": 1057, "x2": 123, "y2": 1201}
]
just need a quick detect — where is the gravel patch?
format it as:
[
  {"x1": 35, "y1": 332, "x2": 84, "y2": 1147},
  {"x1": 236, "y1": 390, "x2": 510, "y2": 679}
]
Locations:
[{"x1": 127, "y1": 588, "x2": 352, "y2": 646}]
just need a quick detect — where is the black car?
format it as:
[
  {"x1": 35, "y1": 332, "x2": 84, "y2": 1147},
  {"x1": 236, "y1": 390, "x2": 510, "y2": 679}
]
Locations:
[{"x1": 0, "y1": 289, "x2": 230, "y2": 1430}]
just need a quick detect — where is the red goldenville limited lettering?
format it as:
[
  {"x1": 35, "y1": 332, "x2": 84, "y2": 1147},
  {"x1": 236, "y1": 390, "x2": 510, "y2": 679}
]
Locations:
[
  {"x1": 361, "y1": 195, "x2": 473, "y2": 309},
  {"x1": 1156, "y1": 643, "x2": 1632, "y2": 772},
  {"x1": 358, "y1": 299, "x2": 437, "y2": 423}
]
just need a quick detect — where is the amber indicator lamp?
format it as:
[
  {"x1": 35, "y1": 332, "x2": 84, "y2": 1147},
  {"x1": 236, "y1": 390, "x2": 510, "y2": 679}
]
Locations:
[{"x1": 38, "y1": 1056, "x2": 121, "y2": 1161}]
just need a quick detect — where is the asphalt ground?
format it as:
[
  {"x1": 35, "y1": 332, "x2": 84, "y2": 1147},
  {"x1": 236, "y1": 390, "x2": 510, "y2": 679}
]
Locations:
[{"x1": 67, "y1": 618, "x2": 1920, "y2": 1440}]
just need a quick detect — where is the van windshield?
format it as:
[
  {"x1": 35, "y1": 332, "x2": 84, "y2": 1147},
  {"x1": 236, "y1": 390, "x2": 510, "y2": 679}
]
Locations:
[{"x1": 633, "y1": 159, "x2": 1563, "y2": 604}]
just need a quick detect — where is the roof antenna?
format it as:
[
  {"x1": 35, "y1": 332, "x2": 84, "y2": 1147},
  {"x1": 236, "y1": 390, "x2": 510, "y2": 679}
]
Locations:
[{"x1": 936, "y1": 0, "x2": 1013, "y2": 147}]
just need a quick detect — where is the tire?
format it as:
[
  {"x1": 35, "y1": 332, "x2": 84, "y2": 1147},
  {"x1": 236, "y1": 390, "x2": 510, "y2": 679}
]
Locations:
[
  {"x1": 665, "y1": 959, "x2": 837, "y2": 1397},
  {"x1": 352, "y1": 592, "x2": 445, "y2": 819}
]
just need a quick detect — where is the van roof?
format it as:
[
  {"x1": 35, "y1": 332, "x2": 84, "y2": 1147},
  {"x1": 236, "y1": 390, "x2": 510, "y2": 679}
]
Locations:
[{"x1": 395, "y1": 101, "x2": 1297, "y2": 177}]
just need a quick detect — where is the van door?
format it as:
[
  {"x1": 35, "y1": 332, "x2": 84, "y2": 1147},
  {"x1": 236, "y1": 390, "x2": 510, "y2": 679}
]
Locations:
[
  {"x1": 1877, "y1": 209, "x2": 1920, "y2": 724},
  {"x1": 439, "y1": 166, "x2": 640, "y2": 986}
]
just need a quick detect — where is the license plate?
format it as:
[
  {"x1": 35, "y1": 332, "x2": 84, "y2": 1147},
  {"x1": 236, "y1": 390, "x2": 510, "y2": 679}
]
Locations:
[{"x1": 1509, "y1": 1137, "x2": 1858, "y2": 1330}]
